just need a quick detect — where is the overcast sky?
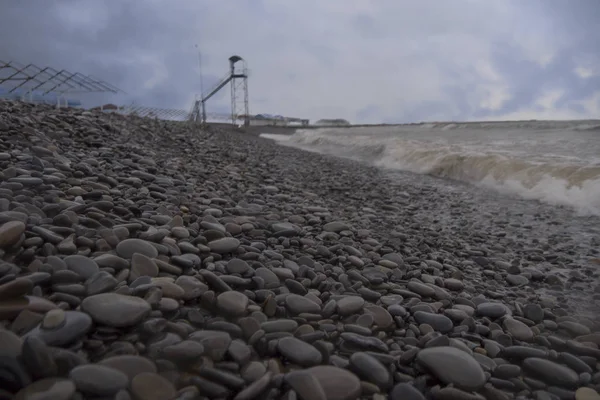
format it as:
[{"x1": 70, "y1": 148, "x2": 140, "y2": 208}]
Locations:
[{"x1": 1, "y1": 0, "x2": 599, "y2": 123}]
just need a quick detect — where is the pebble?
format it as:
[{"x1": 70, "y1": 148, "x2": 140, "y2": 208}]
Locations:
[
  {"x1": 413, "y1": 311, "x2": 453, "y2": 333},
  {"x1": 307, "y1": 365, "x2": 361, "y2": 400},
  {"x1": 69, "y1": 364, "x2": 129, "y2": 396},
  {"x1": 277, "y1": 336, "x2": 323, "y2": 367},
  {"x1": 24, "y1": 310, "x2": 92, "y2": 346},
  {"x1": 216, "y1": 291, "x2": 249, "y2": 317},
  {"x1": 522, "y1": 357, "x2": 579, "y2": 388},
  {"x1": 416, "y1": 346, "x2": 486, "y2": 391},
  {"x1": 208, "y1": 237, "x2": 240, "y2": 253},
  {"x1": 336, "y1": 296, "x2": 365, "y2": 316},
  {"x1": 390, "y1": 383, "x2": 426, "y2": 400},
  {"x1": 576, "y1": 387, "x2": 600, "y2": 400},
  {"x1": 0, "y1": 221, "x2": 25, "y2": 249},
  {"x1": 81, "y1": 293, "x2": 151, "y2": 327},
  {"x1": 131, "y1": 372, "x2": 177, "y2": 400},
  {"x1": 349, "y1": 352, "x2": 390, "y2": 389},
  {"x1": 285, "y1": 293, "x2": 321, "y2": 314},
  {"x1": 0, "y1": 100, "x2": 598, "y2": 400},
  {"x1": 116, "y1": 238, "x2": 158, "y2": 259},
  {"x1": 15, "y1": 378, "x2": 76, "y2": 400}
]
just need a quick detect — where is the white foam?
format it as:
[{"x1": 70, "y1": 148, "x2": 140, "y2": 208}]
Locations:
[
  {"x1": 259, "y1": 133, "x2": 292, "y2": 142},
  {"x1": 278, "y1": 126, "x2": 600, "y2": 215}
]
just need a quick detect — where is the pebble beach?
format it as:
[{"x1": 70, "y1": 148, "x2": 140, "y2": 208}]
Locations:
[{"x1": 1, "y1": 99, "x2": 600, "y2": 400}]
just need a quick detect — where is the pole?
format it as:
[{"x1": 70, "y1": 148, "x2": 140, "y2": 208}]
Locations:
[{"x1": 195, "y1": 44, "x2": 207, "y2": 126}]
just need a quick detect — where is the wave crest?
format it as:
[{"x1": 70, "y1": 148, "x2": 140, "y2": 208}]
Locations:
[{"x1": 278, "y1": 128, "x2": 600, "y2": 215}]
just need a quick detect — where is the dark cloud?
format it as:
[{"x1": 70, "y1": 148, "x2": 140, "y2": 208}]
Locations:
[{"x1": 0, "y1": 0, "x2": 598, "y2": 123}]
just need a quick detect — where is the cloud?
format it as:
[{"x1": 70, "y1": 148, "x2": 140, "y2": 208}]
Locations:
[{"x1": 0, "y1": 0, "x2": 598, "y2": 123}]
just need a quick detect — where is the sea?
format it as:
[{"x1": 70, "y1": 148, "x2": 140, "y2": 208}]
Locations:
[{"x1": 261, "y1": 120, "x2": 600, "y2": 216}]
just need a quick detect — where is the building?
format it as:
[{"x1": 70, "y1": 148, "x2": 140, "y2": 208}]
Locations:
[{"x1": 315, "y1": 118, "x2": 351, "y2": 126}]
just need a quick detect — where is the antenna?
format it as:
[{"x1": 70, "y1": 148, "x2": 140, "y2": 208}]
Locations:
[{"x1": 195, "y1": 44, "x2": 205, "y2": 99}]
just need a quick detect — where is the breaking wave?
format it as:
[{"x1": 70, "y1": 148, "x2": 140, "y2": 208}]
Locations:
[{"x1": 261, "y1": 124, "x2": 600, "y2": 215}]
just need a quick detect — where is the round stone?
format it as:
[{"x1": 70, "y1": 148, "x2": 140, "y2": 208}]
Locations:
[
  {"x1": 323, "y1": 221, "x2": 350, "y2": 232},
  {"x1": 503, "y1": 318, "x2": 534, "y2": 342},
  {"x1": 390, "y1": 383, "x2": 426, "y2": 400},
  {"x1": 277, "y1": 337, "x2": 323, "y2": 367},
  {"x1": 349, "y1": 352, "x2": 390, "y2": 389},
  {"x1": 188, "y1": 330, "x2": 232, "y2": 361},
  {"x1": 285, "y1": 370, "x2": 327, "y2": 400},
  {"x1": 0, "y1": 220, "x2": 25, "y2": 249},
  {"x1": 476, "y1": 302, "x2": 509, "y2": 318},
  {"x1": 576, "y1": 387, "x2": 600, "y2": 400},
  {"x1": 116, "y1": 238, "x2": 158, "y2": 259},
  {"x1": 285, "y1": 294, "x2": 321, "y2": 315},
  {"x1": 81, "y1": 293, "x2": 151, "y2": 327},
  {"x1": 0, "y1": 278, "x2": 33, "y2": 301},
  {"x1": 227, "y1": 258, "x2": 251, "y2": 274},
  {"x1": 15, "y1": 378, "x2": 76, "y2": 400},
  {"x1": 131, "y1": 372, "x2": 177, "y2": 400},
  {"x1": 208, "y1": 237, "x2": 240, "y2": 254},
  {"x1": 42, "y1": 309, "x2": 66, "y2": 330},
  {"x1": 407, "y1": 281, "x2": 435, "y2": 297},
  {"x1": 307, "y1": 365, "x2": 361, "y2": 400},
  {"x1": 364, "y1": 305, "x2": 393, "y2": 329},
  {"x1": 0, "y1": 328, "x2": 23, "y2": 358},
  {"x1": 98, "y1": 355, "x2": 157, "y2": 381},
  {"x1": 216, "y1": 291, "x2": 249, "y2": 317},
  {"x1": 522, "y1": 357, "x2": 579, "y2": 388},
  {"x1": 63, "y1": 255, "x2": 99, "y2": 280},
  {"x1": 413, "y1": 311, "x2": 453, "y2": 333},
  {"x1": 336, "y1": 296, "x2": 365, "y2": 316},
  {"x1": 416, "y1": 346, "x2": 486, "y2": 391},
  {"x1": 129, "y1": 253, "x2": 159, "y2": 282},
  {"x1": 69, "y1": 364, "x2": 128, "y2": 396},
  {"x1": 523, "y1": 304, "x2": 544, "y2": 323}
]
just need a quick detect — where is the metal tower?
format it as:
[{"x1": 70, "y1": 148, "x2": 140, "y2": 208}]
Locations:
[
  {"x1": 189, "y1": 55, "x2": 249, "y2": 128},
  {"x1": 229, "y1": 56, "x2": 249, "y2": 127}
]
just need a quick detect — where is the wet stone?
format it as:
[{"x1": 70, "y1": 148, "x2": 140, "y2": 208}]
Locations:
[
  {"x1": 69, "y1": 364, "x2": 128, "y2": 396},
  {"x1": 216, "y1": 290, "x2": 249, "y2": 317},
  {"x1": 15, "y1": 378, "x2": 76, "y2": 400},
  {"x1": 503, "y1": 318, "x2": 534, "y2": 342},
  {"x1": 130, "y1": 253, "x2": 159, "y2": 281},
  {"x1": 416, "y1": 346, "x2": 486, "y2": 391},
  {"x1": 277, "y1": 336, "x2": 323, "y2": 367},
  {"x1": 390, "y1": 383, "x2": 426, "y2": 400},
  {"x1": 0, "y1": 278, "x2": 33, "y2": 301},
  {"x1": 131, "y1": 372, "x2": 177, "y2": 400},
  {"x1": 24, "y1": 310, "x2": 92, "y2": 346},
  {"x1": 522, "y1": 357, "x2": 579, "y2": 388},
  {"x1": 285, "y1": 293, "x2": 321, "y2": 315},
  {"x1": 307, "y1": 365, "x2": 361, "y2": 400},
  {"x1": 81, "y1": 293, "x2": 151, "y2": 327},
  {"x1": 349, "y1": 351, "x2": 390, "y2": 389},
  {"x1": 208, "y1": 237, "x2": 240, "y2": 254},
  {"x1": 413, "y1": 311, "x2": 453, "y2": 333},
  {"x1": 476, "y1": 302, "x2": 509, "y2": 319},
  {"x1": 98, "y1": 355, "x2": 158, "y2": 381},
  {"x1": 64, "y1": 255, "x2": 99, "y2": 280},
  {"x1": 285, "y1": 370, "x2": 327, "y2": 400},
  {"x1": 116, "y1": 238, "x2": 158, "y2": 259},
  {"x1": 336, "y1": 296, "x2": 365, "y2": 316},
  {"x1": 0, "y1": 220, "x2": 26, "y2": 249},
  {"x1": 189, "y1": 330, "x2": 232, "y2": 361},
  {"x1": 407, "y1": 281, "x2": 435, "y2": 297}
]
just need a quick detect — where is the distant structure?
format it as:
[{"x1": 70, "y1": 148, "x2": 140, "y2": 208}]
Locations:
[
  {"x1": 189, "y1": 55, "x2": 249, "y2": 127},
  {"x1": 249, "y1": 113, "x2": 309, "y2": 126},
  {"x1": 316, "y1": 118, "x2": 351, "y2": 126},
  {"x1": 0, "y1": 60, "x2": 122, "y2": 108}
]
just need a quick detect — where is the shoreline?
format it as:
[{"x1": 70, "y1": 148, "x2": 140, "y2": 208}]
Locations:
[{"x1": 1, "y1": 100, "x2": 599, "y2": 399}]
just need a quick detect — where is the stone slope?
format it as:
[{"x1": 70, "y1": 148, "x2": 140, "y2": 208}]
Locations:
[{"x1": 0, "y1": 100, "x2": 599, "y2": 399}]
